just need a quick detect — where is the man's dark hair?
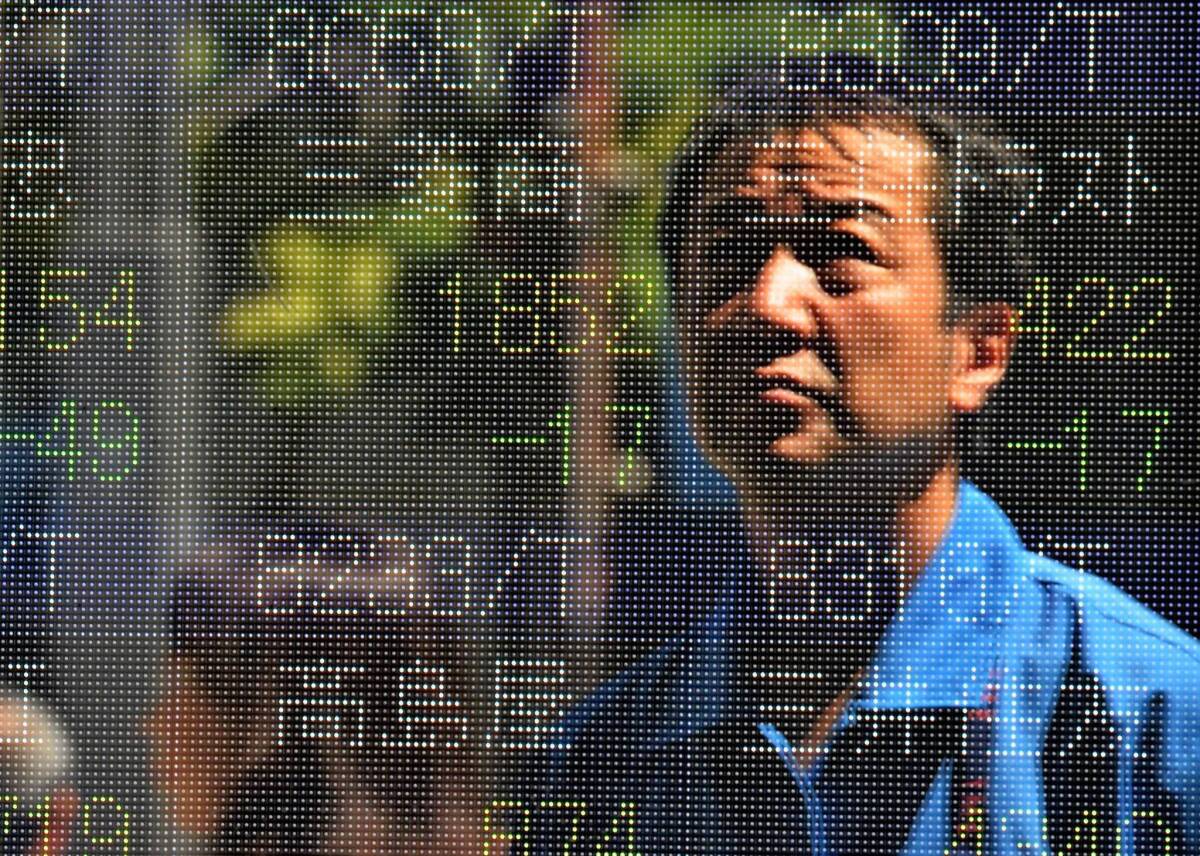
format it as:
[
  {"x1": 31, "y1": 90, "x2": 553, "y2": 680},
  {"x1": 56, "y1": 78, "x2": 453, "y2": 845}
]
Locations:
[{"x1": 660, "y1": 55, "x2": 1034, "y2": 324}]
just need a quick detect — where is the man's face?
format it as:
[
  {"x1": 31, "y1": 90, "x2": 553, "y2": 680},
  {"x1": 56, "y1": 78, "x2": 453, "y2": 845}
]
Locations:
[{"x1": 677, "y1": 121, "x2": 959, "y2": 503}]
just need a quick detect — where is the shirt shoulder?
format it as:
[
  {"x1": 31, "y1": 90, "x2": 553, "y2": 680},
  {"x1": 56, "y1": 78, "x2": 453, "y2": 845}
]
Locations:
[
  {"x1": 1026, "y1": 550, "x2": 1200, "y2": 677},
  {"x1": 1022, "y1": 551, "x2": 1200, "y2": 851}
]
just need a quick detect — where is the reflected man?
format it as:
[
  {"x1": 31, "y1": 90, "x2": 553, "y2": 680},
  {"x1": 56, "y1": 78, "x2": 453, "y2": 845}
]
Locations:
[{"x1": 532, "y1": 62, "x2": 1200, "y2": 855}]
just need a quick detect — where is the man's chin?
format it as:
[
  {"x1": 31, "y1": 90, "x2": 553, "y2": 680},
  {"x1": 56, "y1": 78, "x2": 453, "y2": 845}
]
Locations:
[
  {"x1": 765, "y1": 429, "x2": 845, "y2": 464},
  {"x1": 724, "y1": 432, "x2": 949, "y2": 514}
]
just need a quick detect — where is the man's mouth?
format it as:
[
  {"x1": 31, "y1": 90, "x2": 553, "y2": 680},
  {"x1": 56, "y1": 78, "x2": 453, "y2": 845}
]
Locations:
[{"x1": 749, "y1": 371, "x2": 840, "y2": 414}]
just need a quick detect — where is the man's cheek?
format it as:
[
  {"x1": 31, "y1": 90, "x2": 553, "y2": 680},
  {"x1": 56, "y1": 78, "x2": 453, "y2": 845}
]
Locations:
[{"x1": 841, "y1": 301, "x2": 901, "y2": 358}]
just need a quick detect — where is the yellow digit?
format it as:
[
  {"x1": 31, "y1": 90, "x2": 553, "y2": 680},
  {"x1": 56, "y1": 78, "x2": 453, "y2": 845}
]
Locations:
[
  {"x1": 39, "y1": 269, "x2": 88, "y2": 351},
  {"x1": 484, "y1": 799, "x2": 530, "y2": 856},
  {"x1": 538, "y1": 800, "x2": 587, "y2": 854},
  {"x1": 83, "y1": 795, "x2": 130, "y2": 855},
  {"x1": 94, "y1": 269, "x2": 141, "y2": 351},
  {"x1": 595, "y1": 801, "x2": 640, "y2": 856}
]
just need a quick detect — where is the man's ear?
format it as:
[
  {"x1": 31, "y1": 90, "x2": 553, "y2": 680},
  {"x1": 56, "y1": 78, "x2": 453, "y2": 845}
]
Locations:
[{"x1": 949, "y1": 301, "x2": 1017, "y2": 413}]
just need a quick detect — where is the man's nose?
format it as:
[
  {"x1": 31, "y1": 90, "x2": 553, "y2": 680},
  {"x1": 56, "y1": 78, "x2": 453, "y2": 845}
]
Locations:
[{"x1": 744, "y1": 244, "x2": 822, "y2": 339}]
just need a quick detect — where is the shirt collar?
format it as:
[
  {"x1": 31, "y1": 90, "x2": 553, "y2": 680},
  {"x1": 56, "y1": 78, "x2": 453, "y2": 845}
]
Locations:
[
  {"x1": 854, "y1": 480, "x2": 1030, "y2": 710},
  {"x1": 671, "y1": 480, "x2": 1034, "y2": 743}
]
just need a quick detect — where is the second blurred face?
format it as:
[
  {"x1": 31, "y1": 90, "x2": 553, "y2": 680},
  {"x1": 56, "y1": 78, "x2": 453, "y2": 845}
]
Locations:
[{"x1": 145, "y1": 657, "x2": 243, "y2": 838}]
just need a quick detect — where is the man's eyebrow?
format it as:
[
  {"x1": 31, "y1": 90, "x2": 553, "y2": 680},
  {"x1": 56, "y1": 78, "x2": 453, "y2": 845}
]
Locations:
[
  {"x1": 700, "y1": 195, "x2": 892, "y2": 227},
  {"x1": 810, "y1": 199, "x2": 893, "y2": 223}
]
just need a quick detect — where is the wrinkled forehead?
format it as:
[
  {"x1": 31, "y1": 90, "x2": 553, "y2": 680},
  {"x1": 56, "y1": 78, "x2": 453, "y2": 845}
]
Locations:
[{"x1": 695, "y1": 120, "x2": 941, "y2": 222}]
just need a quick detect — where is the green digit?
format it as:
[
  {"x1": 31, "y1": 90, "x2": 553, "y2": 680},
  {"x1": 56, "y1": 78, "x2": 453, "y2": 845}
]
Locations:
[
  {"x1": 1120, "y1": 409, "x2": 1169, "y2": 493},
  {"x1": 90, "y1": 401, "x2": 140, "y2": 482},
  {"x1": 489, "y1": 405, "x2": 572, "y2": 485},
  {"x1": 1064, "y1": 408, "x2": 1089, "y2": 492},
  {"x1": 1006, "y1": 408, "x2": 1088, "y2": 493},
  {"x1": 36, "y1": 399, "x2": 80, "y2": 480}
]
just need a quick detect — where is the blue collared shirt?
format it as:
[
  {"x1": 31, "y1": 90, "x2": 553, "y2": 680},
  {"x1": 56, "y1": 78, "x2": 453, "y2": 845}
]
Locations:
[{"x1": 535, "y1": 482, "x2": 1200, "y2": 855}]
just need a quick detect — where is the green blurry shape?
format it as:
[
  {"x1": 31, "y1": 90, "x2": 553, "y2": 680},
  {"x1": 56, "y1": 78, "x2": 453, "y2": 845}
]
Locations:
[
  {"x1": 222, "y1": 223, "x2": 405, "y2": 405},
  {"x1": 222, "y1": 225, "x2": 329, "y2": 349},
  {"x1": 181, "y1": 22, "x2": 223, "y2": 87},
  {"x1": 198, "y1": 2, "x2": 898, "y2": 400}
]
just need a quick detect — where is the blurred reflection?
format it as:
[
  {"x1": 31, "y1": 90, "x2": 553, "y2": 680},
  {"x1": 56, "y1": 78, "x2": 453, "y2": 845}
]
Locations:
[
  {"x1": 145, "y1": 533, "x2": 484, "y2": 855},
  {"x1": 0, "y1": 687, "x2": 75, "y2": 856}
]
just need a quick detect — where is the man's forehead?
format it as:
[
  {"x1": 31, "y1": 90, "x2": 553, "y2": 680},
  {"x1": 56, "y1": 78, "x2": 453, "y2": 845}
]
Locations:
[
  {"x1": 765, "y1": 124, "x2": 932, "y2": 177},
  {"x1": 697, "y1": 121, "x2": 939, "y2": 218}
]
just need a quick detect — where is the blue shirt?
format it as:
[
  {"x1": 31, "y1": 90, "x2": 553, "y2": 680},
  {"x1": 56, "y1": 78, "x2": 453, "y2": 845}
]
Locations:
[{"x1": 533, "y1": 482, "x2": 1200, "y2": 855}]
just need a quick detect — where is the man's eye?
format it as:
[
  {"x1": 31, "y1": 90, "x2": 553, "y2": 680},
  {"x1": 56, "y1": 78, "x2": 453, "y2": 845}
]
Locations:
[
  {"x1": 831, "y1": 231, "x2": 881, "y2": 265},
  {"x1": 788, "y1": 230, "x2": 881, "y2": 269}
]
